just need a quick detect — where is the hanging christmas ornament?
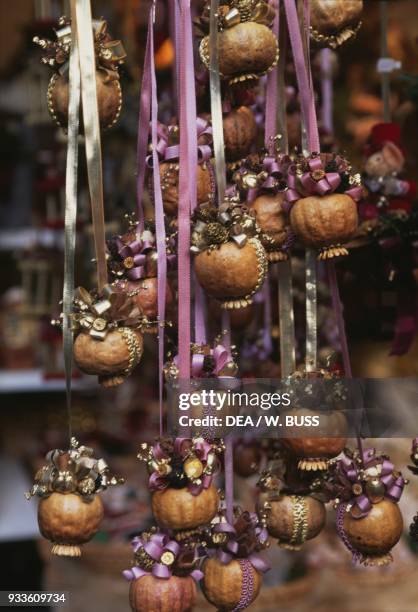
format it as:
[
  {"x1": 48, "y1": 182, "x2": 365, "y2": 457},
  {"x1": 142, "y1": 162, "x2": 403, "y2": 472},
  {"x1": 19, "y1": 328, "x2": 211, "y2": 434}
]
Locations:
[
  {"x1": 68, "y1": 286, "x2": 144, "y2": 387},
  {"x1": 191, "y1": 201, "x2": 268, "y2": 309},
  {"x1": 286, "y1": 153, "x2": 362, "y2": 260},
  {"x1": 26, "y1": 438, "x2": 123, "y2": 557},
  {"x1": 123, "y1": 528, "x2": 203, "y2": 612},
  {"x1": 257, "y1": 471, "x2": 326, "y2": 549},
  {"x1": 222, "y1": 106, "x2": 258, "y2": 162},
  {"x1": 34, "y1": 17, "x2": 125, "y2": 130},
  {"x1": 197, "y1": 0, "x2": 279, "y2": 86},
  {"x1": 138, "y1": 438, "x2": 223, "y2": 531},
  {"x1": 309, "y1": 0, "x2": 363, "y2": 49},
  {"x1": 233, "y1": 152, "x2": 294, "y2": 261},
  {"x1": 201, "y1": 507, "x2": 269, "y2": 611},
  {"x1": 233, "y1": 438, "x2": 263, "y2": 477},
  {"x1": 147, "y1": 121, "x2": 215, "y2": 217},
  {"x1": 281, "y1": 369, "x2": 348, "y2": 471},
  {"x1": 107, "y1": 216, "x2": 176, "y2": 332},
  {"x1": 164, "y1": 338, "x2": 239, "y2": 384},
  {"x1": 330, "y1": 447, "x2": 405, "y2": 566}
]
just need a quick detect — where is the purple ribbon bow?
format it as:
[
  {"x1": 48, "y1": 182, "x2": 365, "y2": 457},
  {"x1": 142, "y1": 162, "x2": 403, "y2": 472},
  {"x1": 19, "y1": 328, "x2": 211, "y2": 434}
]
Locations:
[
  {"x1": 123, "y1": 532, "x2": 203, "y2": 582},
  {"x1": 285, "y1": 157, "x2": 363, "y2": 207},
  {"x1": 210, "y1": 514, "x2": 270, "y2": 574},
  {"x1": 116, "y1": 230, "x2": 155, "y2": 280},
  {"x1": 148, "y1": 437, "x2": 216, "y2": 495},
  {"x1": 339, "y1": 448, "x2": 405, "y2": 518},
  {"x1": 147, "y1": 118, "x2": 212, "y2": 166},
  {"x1": 173, "y1": 344, "x2": 232, "y2": 378}
]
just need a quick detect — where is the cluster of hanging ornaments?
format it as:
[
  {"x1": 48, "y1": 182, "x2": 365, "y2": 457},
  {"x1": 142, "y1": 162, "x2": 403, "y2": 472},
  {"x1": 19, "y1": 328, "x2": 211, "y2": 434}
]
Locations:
[{"x1": 27, "y1": 1, "x2": 418, "y2": 611}]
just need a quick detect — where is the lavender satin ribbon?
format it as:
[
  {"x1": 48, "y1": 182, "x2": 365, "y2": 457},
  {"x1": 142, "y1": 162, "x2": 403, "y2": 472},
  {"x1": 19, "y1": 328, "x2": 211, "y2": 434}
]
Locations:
[
  {"x1": 209, "y1": 517, "x2": 270, "y2": 573},
  {"x1": 148, "y1": 4, "x2": 168, "y2": 436},
  {"x1": 147, "y1": 118, "x2": 212, "y2": 166},
  {"x1": 283, "y1": 0, "x2": 319, "y2": 153},
  {"x1": 285, "y1": 157, "x2": 362, "y2": 206},
  {"x1": 339, "y1": 449, "x2": 405, "y2": 517},
  {"x1": 123, "y1": 533, "x2": 203, "y2": 582},
  {"x1": 177, "y1": 0, "x2": 197, "y2": 382},
  {"x1": 264, "y1": 0, "x2": 280, "y2": 150},
  {"x1": 116, "y1": 231, "x2": 155, "y2": 280},
  {"x1": 172, "y1": 344, "x2": 231, "y2": 378}
]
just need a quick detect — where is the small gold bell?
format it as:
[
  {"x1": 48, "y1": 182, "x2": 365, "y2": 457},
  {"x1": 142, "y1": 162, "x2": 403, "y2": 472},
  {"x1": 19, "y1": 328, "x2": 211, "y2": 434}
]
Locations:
[
  {"x1": 365, "y1": 478, "x2": 385, "y2": 503},
  {"x1": 184, "y1": 456, "x2": 204, "y2": 479}
]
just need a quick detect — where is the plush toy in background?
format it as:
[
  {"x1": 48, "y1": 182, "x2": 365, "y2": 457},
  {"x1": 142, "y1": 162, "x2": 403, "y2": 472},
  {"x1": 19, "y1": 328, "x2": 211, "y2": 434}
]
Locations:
[{"x1": 360, "y1": 123, "x2": 417, "y2": 224}]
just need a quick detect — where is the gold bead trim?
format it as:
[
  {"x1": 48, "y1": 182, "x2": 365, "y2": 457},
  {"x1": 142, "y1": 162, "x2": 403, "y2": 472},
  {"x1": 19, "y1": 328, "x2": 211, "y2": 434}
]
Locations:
[
  {"x1": 317, "y1": 245, "x2": 349, "y2": 260},
  {"x1": 220, "y1": 237, "x2": 268, "y2": 310},
  {"x1": 199, "y1": 35, "x2": 279, "y2": 85},
  {"x1": 120, "y1": 327, "x2": 142, "y2": 378},
  {"x1": 290, "y1": 495, "x2": 308, "y2": 546},
  {"x1": 310, "y1": 22, "x2": 362, "y2": 50},
  {"x1": 298, "y1": 458, "x2": 329, "y2": 471},
  {"x1": 51, "y1": 543, "x2": 81, "y2": 557},
  {"x1": 359, "y1": 552, "x2": 393, "y2": 567}
]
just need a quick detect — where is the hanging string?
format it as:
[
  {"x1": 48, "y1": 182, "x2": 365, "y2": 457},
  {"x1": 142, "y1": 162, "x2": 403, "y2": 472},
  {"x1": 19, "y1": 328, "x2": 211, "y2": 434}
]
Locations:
[
  {"x1": 148, "y1": 1, "x2": 168, "y2": 437},
  {"x1": 276, "y1": 8, "x2": 297, "y2": 377},
  {"x1": 208, "y1": 0, "x2": 233, "y2": 520},
  {"x1": 209, "y1": 0, "x2": 226, "y2": 202},
  {"x1": 135, "y1": 13, "x2": 152, "y2": 233},
  {"x1": 177, "y1": 0, "x2": 195, "y2": 381},
  {"x1": 63, "y1": 0, "x2": 81, "y2": 443},
  {"x1": 380, "y1": 0, "x2": 391, "y2": 122},
  {"x1": 320, "y1": 48, "x2": 333, "y2": 134},
  {"x1": 74, "y1": 0, "x2": 107, "y2": 292}
]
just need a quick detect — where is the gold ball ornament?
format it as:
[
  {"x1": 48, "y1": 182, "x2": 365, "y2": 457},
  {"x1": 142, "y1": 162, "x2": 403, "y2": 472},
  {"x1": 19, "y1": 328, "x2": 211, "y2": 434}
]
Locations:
[
  {"x1": 258, "y1": 493, "x2": 326, "y2": 549},
  {"x1": 129, "y1": 574, "x2": 197, "y2": 612},
  {"x1": 151, "y1": 485, "x2": 219, "y2": 530},
  {"x1": 194, "y1": 238, "x2": 267, "y2": 309},
  {"x1": 223, "y1": 106, "x2": 258, "y2": 162},
  {"x1": 38, "y1": 492, "x2": 104, "y2": 557},
  {"x1": 250, "y1": 193, "x2": 291, "y2": 261},
  {"x1": 343, "y1": 500, "x2": 403, "y2": 566},
  {"x1": 202, "y1": 557, "x2": 262, "y2": 611},
  {"x1": 200, "y1": 21, "x2": 279, "y2": 85},
  {"x1": 73, "y1": 328, "x2": 143, "y2": 387},
  {"x1": 281, "y1": 408, "x2": 348, "y2": 471},
  {"x1": 290, "y1": 193, "x2": 358, "y2": 260},
  {"x1": 310, "y1": 0, "x2": 363, "y2": 48},
  {"x1": 48, "y1": 70, "x2": 122, "y2": 131},
  {"x1": 159, "y1": 162, "x2": 213, "y2": 217}
]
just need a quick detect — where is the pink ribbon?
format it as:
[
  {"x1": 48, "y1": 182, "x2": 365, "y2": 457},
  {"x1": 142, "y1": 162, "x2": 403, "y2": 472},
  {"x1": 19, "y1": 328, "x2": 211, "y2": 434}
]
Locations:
[
  {"x1": 146, "y1": 118, "x2": 212, "y2": 166},
  {"x1": 115, "y1": 233, "x2": 155, "y2": 280},
  {"x1": 209, "y1": 513, "x2": 270, "y2": 573},
  {"x1": 123, "y1": 532, "x2": 203, "y2": 582},
  {"x1": 177, "y1": 0, "x2": 198, "y2": 382}
]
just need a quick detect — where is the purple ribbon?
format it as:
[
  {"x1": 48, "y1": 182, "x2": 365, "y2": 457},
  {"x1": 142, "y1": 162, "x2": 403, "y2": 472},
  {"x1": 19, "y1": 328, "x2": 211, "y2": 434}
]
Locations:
[
  {"x1": 339, "y1": 448, "x2": 405, "y2": 517},
  {"x1": 116, "y1": 231, "x2": 155, "y2": 280},
  {"x1": 146, "y1": 117, "x2": 212, "y2": 167},
  {"x1": 123, "y1": 532, "x2": 203, "y2": 582},
  {"x1": 148, "y1": 437, "x2": 216, "y2": 495},
  {"x1": 209, "y1": 514, "x2": 270, "y2": 574},
  {"x1": 284, "y1": 157, "x2": 362, "y2": 207},
  {"x1": 173, "y1": 344, "x2": 232, "y2": 378}
]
